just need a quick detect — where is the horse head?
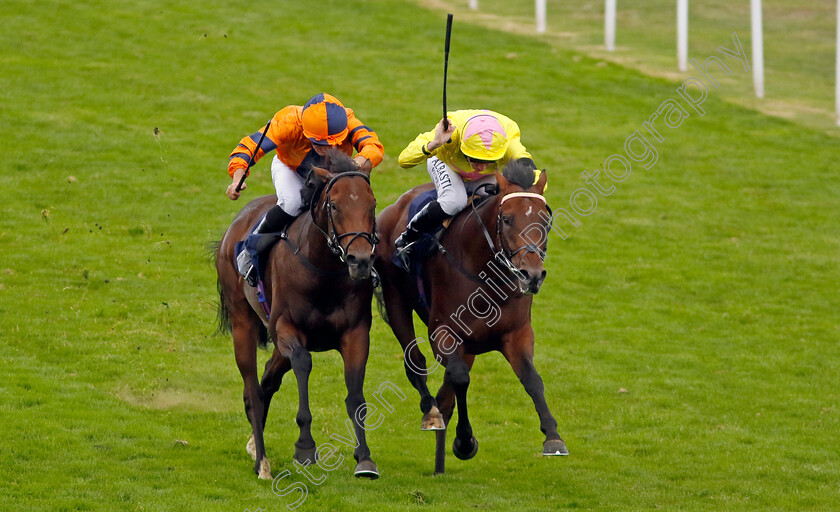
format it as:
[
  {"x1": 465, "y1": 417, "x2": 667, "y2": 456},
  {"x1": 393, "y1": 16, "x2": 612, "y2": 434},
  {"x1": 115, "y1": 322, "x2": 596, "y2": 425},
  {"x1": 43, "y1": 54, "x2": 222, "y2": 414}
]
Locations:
[
  {"x1": 309, "y1": 149, "x2": 378, "y2": 281},
  {"x1": 494, "y1": 161, "x2": 549, "y2": 295}
]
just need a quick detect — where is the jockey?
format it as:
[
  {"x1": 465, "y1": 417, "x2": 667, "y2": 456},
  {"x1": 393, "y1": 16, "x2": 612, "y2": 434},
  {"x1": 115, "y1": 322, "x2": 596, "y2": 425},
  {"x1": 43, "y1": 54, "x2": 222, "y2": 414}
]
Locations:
[
  {"x1": 394, "y1": 109, "x2": 540, "y2": 257},
  {"x1": 226, "y1": 93, "x2": 384, "y2": 285}
]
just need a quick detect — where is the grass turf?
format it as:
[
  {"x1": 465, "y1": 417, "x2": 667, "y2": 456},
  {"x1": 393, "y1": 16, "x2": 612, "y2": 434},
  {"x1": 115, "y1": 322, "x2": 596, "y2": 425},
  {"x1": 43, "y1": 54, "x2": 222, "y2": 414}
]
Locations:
[
  {"x1": 0, "y1": 0, "x2": 838, "y2": 510},
  {"x1": 422, "y1": 0, "x2": 840, "y2": 133}
]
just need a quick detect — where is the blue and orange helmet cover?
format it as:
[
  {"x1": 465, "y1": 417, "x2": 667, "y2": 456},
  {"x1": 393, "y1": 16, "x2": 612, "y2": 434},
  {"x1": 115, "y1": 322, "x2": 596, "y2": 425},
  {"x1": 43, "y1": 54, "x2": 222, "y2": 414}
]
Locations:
[{"x1": 301, "y1": 93, "x2": 349, "y2": 145}]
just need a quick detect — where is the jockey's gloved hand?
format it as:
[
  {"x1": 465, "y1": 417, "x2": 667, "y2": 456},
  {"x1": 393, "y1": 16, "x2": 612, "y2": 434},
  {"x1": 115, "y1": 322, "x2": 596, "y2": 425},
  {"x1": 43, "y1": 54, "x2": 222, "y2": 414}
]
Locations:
[
  {"x1": 226, "y1": 169, "x2": 247, "y2": 200},
  {"x1": 430, "y1": 118, "x2": 457, "y2": 150}
]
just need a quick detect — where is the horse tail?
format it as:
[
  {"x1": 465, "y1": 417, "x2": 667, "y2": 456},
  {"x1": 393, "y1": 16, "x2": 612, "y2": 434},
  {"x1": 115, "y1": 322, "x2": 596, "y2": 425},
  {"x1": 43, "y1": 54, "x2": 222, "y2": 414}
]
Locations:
[
  {"x1": 206, "y1": 240, "x2": 232, "y2": 336},
  {"x1": 373, "y1": 282, "x2": 390, "y2": 326},
  {"x1": 205, "y1": 240, "x2": 229, "y2": 336},
  {"x1": 215, "y1": 278, "x2": 233, "y2": 335},
  {"x1": 209, "y1": 239, "x2": 270, "y2": 348},
  {"x1": 215, "y1": 279, "x2": 270, "y2": 347}
]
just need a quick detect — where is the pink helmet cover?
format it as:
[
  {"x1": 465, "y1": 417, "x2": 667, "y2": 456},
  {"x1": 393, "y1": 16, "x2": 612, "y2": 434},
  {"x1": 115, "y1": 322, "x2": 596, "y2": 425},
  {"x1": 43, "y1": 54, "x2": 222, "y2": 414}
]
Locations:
[{"x1": 463, "y1": 113, "x2": 507, "y2": 151}]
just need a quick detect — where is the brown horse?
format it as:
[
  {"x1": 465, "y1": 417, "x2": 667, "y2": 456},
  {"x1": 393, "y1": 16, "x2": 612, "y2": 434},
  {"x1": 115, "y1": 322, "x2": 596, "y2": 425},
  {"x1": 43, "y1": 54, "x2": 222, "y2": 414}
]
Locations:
[
  {"x1": 216, "y1": 150, "x2": 380, "y2": 480},
  {"x1": 374, "y1": 161, "x2": 568, "y2": 474}
]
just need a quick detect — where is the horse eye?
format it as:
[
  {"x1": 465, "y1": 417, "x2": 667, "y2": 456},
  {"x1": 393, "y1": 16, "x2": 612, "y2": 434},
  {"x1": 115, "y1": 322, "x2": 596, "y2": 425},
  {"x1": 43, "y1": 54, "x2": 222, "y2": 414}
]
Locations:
[
  {"x1": 502, "y1": 216, "x2": 512, "y2": 225},
  {"x1": 329, "y1": 201, "x2": 337, "y2": 210}
]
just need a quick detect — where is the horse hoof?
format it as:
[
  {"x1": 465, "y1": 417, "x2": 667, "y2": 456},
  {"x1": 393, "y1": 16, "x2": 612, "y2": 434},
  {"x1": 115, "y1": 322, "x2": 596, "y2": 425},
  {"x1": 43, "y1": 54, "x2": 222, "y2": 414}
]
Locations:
[
  {"x1": 294, "y1": 446, "x2": 317, "y2": 465},
  {"x1": 452, "y1": 436, "x2": 479, "y2": 460},
  {"x1": 246, "y1": 435, "x2": 257, "y2": 461},
  {"x1": 257, "y1": 457, "x2": 272, "y2": 480},
  {"x1": 354, "y1": 459, "x2": 380, "y2": 479},
  {"x1": 542, "y1": 438, "x2": 569, "y2": 456},
  {"x1": 421, "y1": 406, "x2": 446, "y2": 431}
]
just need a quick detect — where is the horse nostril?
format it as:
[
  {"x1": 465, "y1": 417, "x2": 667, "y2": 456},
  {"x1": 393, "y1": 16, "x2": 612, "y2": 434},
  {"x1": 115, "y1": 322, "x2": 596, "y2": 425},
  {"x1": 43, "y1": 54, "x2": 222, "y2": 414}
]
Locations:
[
  {"x1": 519, "y1": 269, "x2": 545, "y2": 284},
  {"x1": 347, "y1": 254, "x2": 372, "y2": 269}
]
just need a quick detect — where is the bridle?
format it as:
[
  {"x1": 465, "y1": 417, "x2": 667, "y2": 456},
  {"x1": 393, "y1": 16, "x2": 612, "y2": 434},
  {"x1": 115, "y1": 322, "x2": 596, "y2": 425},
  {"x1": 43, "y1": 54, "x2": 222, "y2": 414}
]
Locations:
[
  {"x1": 308, "y1": 171, "x2": 379, "y2": 263},
  {"x1": 470, "y1": 186, "x2": 550, "y2": 277}
]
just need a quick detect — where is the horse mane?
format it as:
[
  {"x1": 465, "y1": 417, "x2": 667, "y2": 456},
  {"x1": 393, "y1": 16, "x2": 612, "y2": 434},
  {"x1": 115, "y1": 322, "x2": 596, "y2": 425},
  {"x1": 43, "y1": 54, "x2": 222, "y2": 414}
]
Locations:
[
  {"x1": 325, "y1": 148, "x2": 358, "y2": 174},
  {"x1": 307, "y1": 148, "x2": 363, "y2": 205},
  {"x1": 502, "y1": 159, "x2": 537, "y2": 190}
]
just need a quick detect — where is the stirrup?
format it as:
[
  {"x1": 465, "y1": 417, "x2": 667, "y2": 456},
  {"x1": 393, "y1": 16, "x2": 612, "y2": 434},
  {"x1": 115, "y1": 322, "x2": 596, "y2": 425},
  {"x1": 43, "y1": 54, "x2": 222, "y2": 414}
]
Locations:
[
  {"x1": 394, "y1": 241, "x2": 417, "y2": 272},
  {"x1": 236, "y1": 250, "x2": 258, "y2": 286},
  {"x1": 243, "y1": 266, "x2": 257, "y2": 287}
]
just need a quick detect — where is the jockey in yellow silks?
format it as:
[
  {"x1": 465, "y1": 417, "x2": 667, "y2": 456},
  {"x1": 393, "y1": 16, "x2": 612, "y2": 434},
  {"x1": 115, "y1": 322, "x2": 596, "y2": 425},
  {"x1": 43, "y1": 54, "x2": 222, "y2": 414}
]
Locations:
[{"x1": 394, "y1": 109, "x2": 541, "y2": 253}]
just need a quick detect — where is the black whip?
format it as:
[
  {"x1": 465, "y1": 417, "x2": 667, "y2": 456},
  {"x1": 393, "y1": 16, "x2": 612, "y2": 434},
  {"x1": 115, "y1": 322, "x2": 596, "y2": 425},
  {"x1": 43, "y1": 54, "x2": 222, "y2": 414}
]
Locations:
[
  {"x1": 235, "y1": 119, "x2": 271, "y2": 192},
  {"x1": 442, "y1": 14, "x2": 453, "y2": 131}
]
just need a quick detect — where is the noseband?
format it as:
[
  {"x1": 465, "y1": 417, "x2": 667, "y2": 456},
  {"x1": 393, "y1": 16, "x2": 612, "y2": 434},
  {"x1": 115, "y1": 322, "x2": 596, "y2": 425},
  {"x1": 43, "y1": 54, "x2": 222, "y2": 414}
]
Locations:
[{"x1": 310, "y1": 171, "x2": 379, "y2": 262}]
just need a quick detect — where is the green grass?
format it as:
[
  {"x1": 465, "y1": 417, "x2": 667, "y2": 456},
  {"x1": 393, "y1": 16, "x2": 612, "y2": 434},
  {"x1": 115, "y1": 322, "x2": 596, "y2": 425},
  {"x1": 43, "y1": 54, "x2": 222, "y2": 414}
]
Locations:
[
  {"x1": 1, "y1": 0, "x2": 839, "y2": 510},
  {"x1": 425, "y1": 0, "x2": 840, "y2": 132}
]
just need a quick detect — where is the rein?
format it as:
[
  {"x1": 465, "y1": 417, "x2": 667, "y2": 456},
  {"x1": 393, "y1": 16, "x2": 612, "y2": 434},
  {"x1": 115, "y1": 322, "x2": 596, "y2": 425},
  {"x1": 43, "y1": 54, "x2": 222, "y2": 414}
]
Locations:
[
  {"x1": 432, "y1": 185, "x2": 549, "y2": 284},
  {"x1": 494, "y1": 192, "x2": 549, "y2": 274},
  {"x1": 281, "y1": 170, "x2": 379, "y2": 278},
  {"x1": 308, "y1": 171, "x2": 380, "y2": 263},
  {"x1": 469, "y1": 186, "x2": 549, "y2": 277}
]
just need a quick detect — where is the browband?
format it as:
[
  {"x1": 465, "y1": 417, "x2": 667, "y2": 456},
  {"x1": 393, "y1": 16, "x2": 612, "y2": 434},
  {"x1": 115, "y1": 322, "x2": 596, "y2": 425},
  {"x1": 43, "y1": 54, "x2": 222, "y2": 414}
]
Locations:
[{"x1": 500, "y1": 192, "x2": 546, "y2": 204}]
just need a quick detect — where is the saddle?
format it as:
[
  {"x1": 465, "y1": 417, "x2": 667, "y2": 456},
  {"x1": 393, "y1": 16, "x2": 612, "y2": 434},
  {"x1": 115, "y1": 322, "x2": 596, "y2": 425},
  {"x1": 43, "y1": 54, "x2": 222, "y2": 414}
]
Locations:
[
  {"x1": 233, "y1": 170, "x2": 323, "y2": 309},
  {"x1": 392, "y1": 178, "x2": 499, "y2": 276},
  {"x1": 234, "y1": 220, "x2": 286, "y2": 319}
]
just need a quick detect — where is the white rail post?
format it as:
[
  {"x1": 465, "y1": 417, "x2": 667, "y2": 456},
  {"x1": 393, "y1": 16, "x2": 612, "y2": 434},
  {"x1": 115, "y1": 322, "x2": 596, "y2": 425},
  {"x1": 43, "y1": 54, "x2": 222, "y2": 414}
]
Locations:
[
  {"x1": 751, "y1": 0, "x2": 765, "y2": 98},
  {"x1": 605, "y1": 0, "x2": 616, "y2": 51},
  {"x1": 469, "y1": 0, "x2": 478, "y2": 10},
  {"x1": 677, "y1": 0, "x2": 688, "y2": 71},
  {"x1": 836, "y1": 0, "x2": 839, "y2": 125},
  {"x1": 536, "y1": 0, "x2": 546, "y2": 34}
]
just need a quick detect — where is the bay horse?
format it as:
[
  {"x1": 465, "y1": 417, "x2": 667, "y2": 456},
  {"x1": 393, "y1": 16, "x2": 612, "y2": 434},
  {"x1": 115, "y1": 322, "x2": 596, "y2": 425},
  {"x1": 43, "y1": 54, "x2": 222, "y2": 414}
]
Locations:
[
  {"x1": 216, "y1": 150, "x2": 380, "y2": 479},
  {"x1": 374, "y1": 161, "x2": 568, "y2": 474}
]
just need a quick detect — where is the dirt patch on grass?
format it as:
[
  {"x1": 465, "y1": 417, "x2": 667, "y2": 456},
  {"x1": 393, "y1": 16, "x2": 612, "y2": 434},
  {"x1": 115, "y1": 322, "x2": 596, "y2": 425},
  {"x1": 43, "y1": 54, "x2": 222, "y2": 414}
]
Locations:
[{"x1": 114, "y1": 384, "x2": 238, "y2": 412}]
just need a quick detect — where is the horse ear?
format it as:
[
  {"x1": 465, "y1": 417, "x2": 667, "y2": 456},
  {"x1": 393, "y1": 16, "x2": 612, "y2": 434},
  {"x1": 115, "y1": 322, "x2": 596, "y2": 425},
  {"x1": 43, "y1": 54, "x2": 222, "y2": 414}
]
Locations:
[
  {"x1": 532, "y1": 169, "x2": 547, "y2": 194},
  {"x1": 311, "y1": 165, "x2": 334, "y2": 183},
  {"x1": 356, "y1": 157, "x2": 373, "y2": 177},
  {"x1": 496, "y1": 170, "x2": 510, "y2": 193}
]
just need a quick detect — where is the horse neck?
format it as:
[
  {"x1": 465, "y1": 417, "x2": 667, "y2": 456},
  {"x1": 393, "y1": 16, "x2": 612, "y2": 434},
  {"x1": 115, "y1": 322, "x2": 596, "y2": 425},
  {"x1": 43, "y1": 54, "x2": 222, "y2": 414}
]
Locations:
[{"x1": 457, "y1": 195, "x2": 501, "y2": 269}]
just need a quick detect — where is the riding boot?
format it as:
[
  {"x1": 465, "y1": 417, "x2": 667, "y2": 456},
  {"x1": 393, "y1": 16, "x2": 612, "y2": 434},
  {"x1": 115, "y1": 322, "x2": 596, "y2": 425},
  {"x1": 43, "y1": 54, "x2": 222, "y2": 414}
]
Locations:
[
  {"x1": 394, "y1": 200, "x2": 449, "y2": 269},
  {"x1": 237, "y1": 205, "x2": 296, "y2": 286}
]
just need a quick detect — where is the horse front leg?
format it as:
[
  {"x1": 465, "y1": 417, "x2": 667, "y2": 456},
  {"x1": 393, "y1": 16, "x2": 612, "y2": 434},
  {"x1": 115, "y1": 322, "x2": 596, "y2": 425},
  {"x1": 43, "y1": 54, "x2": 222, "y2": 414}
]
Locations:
[
  {"x1": 290, "y1": 344, "x2": 317, "y2": 464},
  {"x1": 432, "y1": 354, "x2": 474, "y2": 474},
  {"x1": 447, "y1": 353, "x2": 479, "y2": 462},
  {"x1": 340, "y1": 325, "x2": 379, "y2": 479},
  {"x1": 502, "y1": 326, "x2": 568, "y2": 456},
  {"x1": 381, "y1": 275, "x2": 444, "y2": 430},
  {"x1": 273, "y1": 319, "x2": 317, "y2": 465},
  {"x1": 432, "y1": 346, "x2": 478, "y2": 475},
  {"x1": 259, "y1": 348, "x2": 293, "y2": 428}
]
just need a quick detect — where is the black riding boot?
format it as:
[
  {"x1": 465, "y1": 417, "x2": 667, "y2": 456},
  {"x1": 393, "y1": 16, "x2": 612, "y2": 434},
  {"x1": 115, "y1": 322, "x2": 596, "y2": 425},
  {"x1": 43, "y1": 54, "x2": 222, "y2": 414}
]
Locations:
[
  {"x1": 394, "y1": 200, "x2": 449, "y2": 268},
  {"x1": 237, "y1": 205, "x2": 296, "y2": 286}
]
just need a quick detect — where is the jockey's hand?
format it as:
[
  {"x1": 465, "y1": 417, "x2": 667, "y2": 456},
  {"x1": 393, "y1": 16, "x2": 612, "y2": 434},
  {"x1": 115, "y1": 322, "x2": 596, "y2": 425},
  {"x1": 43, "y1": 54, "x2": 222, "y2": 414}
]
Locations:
[
  {"x1": 226, "y1": 170, "x2": 247, "y2": 200},
  {"x1": 429, "y1": 118, "x2": 457, "y2": 151},
  {"x1": 354, "y1": 155, "x2": 372, "y2": 174}
]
